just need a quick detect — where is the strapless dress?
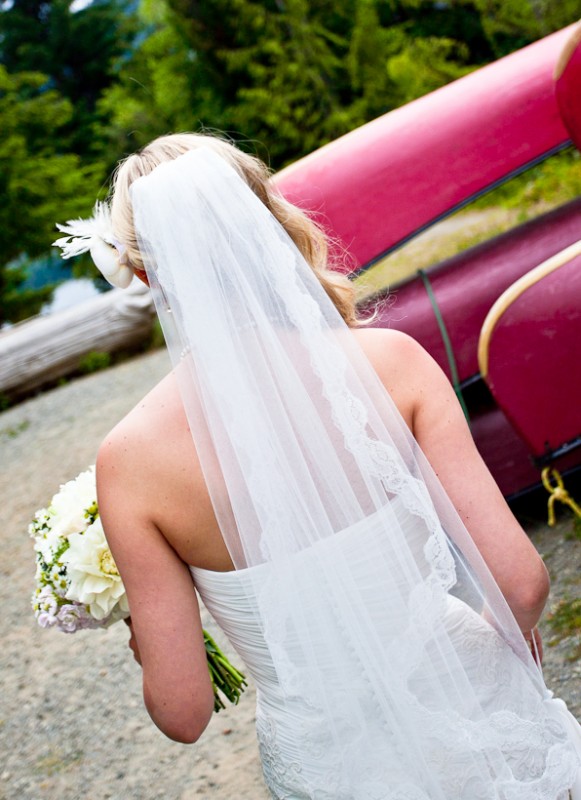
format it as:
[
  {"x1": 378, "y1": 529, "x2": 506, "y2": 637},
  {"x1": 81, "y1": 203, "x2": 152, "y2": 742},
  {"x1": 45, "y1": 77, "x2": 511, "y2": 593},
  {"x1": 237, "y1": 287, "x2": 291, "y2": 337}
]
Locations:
[{"x1": 190, "y1": 507, "x2": 581, "y2": 799}]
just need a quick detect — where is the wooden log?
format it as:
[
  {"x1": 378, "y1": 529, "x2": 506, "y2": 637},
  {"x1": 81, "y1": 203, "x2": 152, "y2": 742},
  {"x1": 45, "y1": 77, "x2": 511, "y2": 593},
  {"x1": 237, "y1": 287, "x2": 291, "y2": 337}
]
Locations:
[{"x1": 0, "y1": 280, "x2": 157, "y2": 398}]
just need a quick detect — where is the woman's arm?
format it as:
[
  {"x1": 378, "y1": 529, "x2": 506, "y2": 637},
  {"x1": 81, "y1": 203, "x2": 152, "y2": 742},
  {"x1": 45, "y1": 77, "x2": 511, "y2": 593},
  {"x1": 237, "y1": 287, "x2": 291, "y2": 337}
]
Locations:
[
  {"x1": 96, "y1": 433, "x2": 215, "y2": 744},
  {"x1": 367, "y1": 329, "x2": 550, "y2": 632}
]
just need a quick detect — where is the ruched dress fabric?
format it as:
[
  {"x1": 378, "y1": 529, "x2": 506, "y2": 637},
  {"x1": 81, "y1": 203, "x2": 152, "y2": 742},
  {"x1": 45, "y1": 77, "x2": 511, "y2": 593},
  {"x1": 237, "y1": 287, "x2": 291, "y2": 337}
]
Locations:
[{"x1": 191, "y1": 500, "x2": 580, "y2": 800}]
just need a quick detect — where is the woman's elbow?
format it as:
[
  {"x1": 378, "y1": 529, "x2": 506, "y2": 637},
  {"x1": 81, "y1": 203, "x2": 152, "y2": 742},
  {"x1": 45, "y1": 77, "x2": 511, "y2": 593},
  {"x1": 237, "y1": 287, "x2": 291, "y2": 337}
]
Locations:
[
  {"x1": 143, "y1": 682, "x2": 214, "y2": 744},
  {"x1": 157, "y1": 716, "x2": 209, "y2": 745},
  {"x1": 506, "y1": 556, "x2": 550, "y2": 627},
  {"x1": 522, "y1": 557, "x2": 550, "y2": 608}
]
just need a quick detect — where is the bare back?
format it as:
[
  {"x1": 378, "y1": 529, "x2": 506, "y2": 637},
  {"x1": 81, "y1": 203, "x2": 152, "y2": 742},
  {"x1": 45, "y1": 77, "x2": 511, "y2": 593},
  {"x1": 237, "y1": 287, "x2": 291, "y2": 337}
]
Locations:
[{"x1": 98, "y1": 328, "x2": 415, "y2": 572}]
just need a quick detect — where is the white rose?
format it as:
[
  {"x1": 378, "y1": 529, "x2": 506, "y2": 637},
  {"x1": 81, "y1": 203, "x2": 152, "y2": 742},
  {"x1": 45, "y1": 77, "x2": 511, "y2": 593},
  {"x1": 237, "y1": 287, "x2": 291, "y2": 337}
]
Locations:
[
  {"x1": 48, "y1": 466, "x2": 97, "y2": 539},
  {"x1": 61, "y1": 517, "x2": 127, "y2": 621}
]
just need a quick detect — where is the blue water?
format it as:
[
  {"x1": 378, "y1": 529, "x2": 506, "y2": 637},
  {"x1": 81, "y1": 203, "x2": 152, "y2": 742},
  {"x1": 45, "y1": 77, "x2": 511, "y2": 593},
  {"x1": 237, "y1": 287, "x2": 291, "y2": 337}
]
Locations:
[
  {"x1": 40, "y1": 278, "x2": 103, "y2": 315},
  {"x1": 18, "y1": 255, "x2": 109, "y2": 317}
]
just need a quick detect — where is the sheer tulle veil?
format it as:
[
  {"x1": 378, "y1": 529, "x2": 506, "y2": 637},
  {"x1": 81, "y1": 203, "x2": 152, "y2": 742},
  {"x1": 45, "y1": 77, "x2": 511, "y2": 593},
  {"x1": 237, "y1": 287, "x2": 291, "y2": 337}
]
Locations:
[{"x1": 130, "y1": 147, "x2": 581, "y2": 798}]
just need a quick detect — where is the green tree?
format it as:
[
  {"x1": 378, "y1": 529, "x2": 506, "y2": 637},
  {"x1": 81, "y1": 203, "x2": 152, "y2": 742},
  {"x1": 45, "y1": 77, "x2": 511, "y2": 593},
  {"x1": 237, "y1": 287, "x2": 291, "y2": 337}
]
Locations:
[
  {"x1": 218, "y1": 1, "x2": 353, "y2": 163},
  {"x1": 0, "y1": 0, "x2": 137, "y2": 158},
  {"x1": 386, "y1": 36, "x2": 474, "y2": 105},
  {"x1": 0, "y1": 67, "x2": 104, "y2": 325},
  {"x1": 97, "y1": 0, "x2": 218, "y2": 157},
  {"x1": 99, "y1": 0, "x2": 359, "y2": 165},
  {"x1": 537, "y1": 0, "x2": 581, "y2": 35},
  {"x1": 470, "y1": 0, "x2": 580, "y2": 56},
  {"x1": 101, "y1": 0, "x2": 576, "y2": 169}
]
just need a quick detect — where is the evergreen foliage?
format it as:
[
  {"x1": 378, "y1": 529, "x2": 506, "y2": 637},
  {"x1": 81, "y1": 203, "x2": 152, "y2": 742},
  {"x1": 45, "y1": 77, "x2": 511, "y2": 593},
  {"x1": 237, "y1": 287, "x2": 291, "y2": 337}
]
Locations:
[
  {"x1": 0, "y1": 0, "x2": 579, "y2": 321},
  {"x1": 0, "y1": 66, "x2": 105, "y2": 325},
  {"x1": 0, "y1": 0, "x2": 137, "y2": 157},
  {"x1": 96, "y1": 0, "x2": 576, "y2": 168}
]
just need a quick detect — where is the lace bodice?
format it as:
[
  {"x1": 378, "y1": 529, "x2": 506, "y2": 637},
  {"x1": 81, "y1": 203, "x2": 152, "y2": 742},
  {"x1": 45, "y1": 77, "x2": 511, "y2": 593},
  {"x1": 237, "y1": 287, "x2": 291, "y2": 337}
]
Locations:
[{"x1": 191, "y1": 504, "x2": 581, "y2": 800}]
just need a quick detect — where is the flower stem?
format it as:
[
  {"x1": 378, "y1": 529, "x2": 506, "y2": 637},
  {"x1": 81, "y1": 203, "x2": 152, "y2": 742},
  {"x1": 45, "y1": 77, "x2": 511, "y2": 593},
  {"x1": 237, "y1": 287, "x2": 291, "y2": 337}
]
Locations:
[{"x1": 203, "y1": 629, "x2": 247, "y2": 712}]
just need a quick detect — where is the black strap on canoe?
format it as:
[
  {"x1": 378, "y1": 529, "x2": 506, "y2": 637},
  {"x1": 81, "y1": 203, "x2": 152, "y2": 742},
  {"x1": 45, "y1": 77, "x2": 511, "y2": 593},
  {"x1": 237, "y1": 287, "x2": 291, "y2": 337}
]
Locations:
[{"x1": 418, "y1": 269, "x2": 470, "y2": 425}]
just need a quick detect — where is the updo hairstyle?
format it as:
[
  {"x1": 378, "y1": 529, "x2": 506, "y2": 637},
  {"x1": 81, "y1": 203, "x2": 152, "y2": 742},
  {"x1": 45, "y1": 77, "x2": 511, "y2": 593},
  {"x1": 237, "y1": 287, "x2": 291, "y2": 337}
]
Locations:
[{"x1": 110, "y1": 132, "x2": 359, "y2": 326}]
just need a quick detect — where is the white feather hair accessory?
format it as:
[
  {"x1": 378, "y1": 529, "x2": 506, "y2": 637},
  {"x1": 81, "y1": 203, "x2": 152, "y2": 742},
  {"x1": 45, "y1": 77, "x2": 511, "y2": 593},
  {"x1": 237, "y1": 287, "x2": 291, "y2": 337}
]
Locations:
[{"x1": 53, "y1": 202, "x2": 134, "y2": 289}]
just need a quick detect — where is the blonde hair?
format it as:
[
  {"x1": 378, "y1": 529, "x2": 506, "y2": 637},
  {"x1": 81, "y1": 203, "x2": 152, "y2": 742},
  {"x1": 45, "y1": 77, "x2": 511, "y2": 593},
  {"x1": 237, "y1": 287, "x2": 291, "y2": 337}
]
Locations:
[{"x1": 110, "y1": 132, "x2": 359, "y2": 326}]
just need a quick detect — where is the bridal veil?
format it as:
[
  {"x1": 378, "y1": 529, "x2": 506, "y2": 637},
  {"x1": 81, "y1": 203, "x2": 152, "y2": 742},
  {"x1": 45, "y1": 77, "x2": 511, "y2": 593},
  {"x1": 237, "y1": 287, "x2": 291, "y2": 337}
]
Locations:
[{"x1": 129, "y1": 147, "x2": 580, "y2": 799}]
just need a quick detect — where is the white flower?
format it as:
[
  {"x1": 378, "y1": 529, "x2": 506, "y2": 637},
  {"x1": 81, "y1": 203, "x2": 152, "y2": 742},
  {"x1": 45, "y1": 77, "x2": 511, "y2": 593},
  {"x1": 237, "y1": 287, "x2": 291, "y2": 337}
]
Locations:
[
  {"x1": 61, "y1": 517, "x2": 127, "y2": 620},
  {"x1": 53, "y1": 202, "x2": 134, "y2": 289},
  {"x1": 37, "y1": 611, "x2": 58, "y2": 628},
  {"x1": 49, "y1": 565, "x2": 64, "y2": 583},
  {"x1": 36, "y1": 585, "x2": 59, "y2": 615},
  {"x1": 29, "y1": 509, "x2": 51, "y2": 537},
  {"x1": 32, "y1": 586, "x2": 59, "y2": 627},
  {"x1": 34, "y1": 528, "x2": 61, "y2": 562},
  {"x1": 56, "y1": 604, "x2": 87, "y2": 634},
  {"x1": 49, "y1": 565, "x2": 68, "y2": 597},
  {"x1": 47, "y1": 466, "x2": 96, "y2": 539}
]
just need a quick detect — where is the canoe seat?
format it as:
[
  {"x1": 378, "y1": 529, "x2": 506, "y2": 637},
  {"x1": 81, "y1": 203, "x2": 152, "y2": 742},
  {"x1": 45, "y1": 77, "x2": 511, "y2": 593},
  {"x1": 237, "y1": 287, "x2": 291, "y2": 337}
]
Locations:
[{"x1": 478, "y1": 242, "x2": 581, "y2": 462}]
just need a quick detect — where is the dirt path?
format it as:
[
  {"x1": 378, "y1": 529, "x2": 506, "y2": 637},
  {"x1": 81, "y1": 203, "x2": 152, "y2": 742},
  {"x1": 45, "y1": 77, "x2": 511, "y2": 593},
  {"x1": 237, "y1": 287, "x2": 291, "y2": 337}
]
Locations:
[{"x1": 0, "y1": 350, "x2": 579, "y2": 800}]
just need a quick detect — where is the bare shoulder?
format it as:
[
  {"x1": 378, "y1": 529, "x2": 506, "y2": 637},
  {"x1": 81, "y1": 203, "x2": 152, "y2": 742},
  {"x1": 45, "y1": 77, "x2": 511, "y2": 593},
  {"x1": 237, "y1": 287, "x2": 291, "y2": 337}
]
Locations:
[
  {"x1": 96, "y1": 371, "x2": 187, "y2": 504},
  {"x1": 352, "y1": 327, "x2": 450, "y2": 430},
  {"x1": 102, "y1": 369, "x2": 185, "y2": 445},
  {"x1": 353, "y1": 326, "x2": 428, "y2": 374}
]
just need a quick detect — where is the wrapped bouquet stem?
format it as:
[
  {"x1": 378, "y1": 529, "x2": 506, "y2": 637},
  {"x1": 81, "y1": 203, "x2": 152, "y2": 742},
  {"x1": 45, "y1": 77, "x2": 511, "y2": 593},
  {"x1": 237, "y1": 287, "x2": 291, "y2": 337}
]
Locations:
[{"x1": 30, "y1": 466, "x2": 246, "y2": 711}]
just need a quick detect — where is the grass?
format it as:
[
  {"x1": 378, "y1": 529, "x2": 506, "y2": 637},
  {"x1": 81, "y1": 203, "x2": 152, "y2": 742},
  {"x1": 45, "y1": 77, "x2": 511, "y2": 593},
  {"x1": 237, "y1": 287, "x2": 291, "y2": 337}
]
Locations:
[
  {"x1": 564, "y1": 516, "x2": 581, "y2": 542},
  {"x1": 78, "y1": 350, "x2": 112, "y2": 375},
  {"x1": 34, "y1": 748, "x2": 83, "y2": 776},
  {"x1": 0, "y1": 419, "x2": 30, "y2": 440},
  {"x1": 473, "y1": 147, "x2": 581, "y2": 212},
  {"x1": 353, "y1": 207, "x2": 520, "y2": 300},
  {"x1": 353, "y1": 147, "x2": 581, "y2": 302},
  {"x1": 547, "y1": 597, "x2": 581, "y2": 662}
]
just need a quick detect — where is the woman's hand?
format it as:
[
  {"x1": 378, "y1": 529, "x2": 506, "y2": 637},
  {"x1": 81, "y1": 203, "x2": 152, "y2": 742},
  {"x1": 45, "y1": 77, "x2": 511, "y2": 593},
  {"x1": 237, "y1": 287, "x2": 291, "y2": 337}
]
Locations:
[
  {"x1": 524, "y1": 626, "x2": 543, "y2": 666},
  {"x1": 124, "y1": 616, "x2": 142, "y2": 666}
]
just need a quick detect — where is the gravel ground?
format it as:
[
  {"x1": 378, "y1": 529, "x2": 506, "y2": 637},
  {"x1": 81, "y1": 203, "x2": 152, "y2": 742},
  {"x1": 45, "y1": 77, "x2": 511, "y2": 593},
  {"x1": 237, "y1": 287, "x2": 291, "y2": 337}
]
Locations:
[{"x1": 1, "y1": 348, "x2": 579, "y2": 800}]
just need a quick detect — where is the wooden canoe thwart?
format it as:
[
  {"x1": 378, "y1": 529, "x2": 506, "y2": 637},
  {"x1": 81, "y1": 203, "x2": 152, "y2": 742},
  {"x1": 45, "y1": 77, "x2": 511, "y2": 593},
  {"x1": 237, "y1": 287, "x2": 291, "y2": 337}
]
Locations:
[
  {"x1": 478, "y1": 244, "x2": 581, "y2": 463},
  {"x1": 0, "y1": 281, "x2": 155, "y2": 399}
]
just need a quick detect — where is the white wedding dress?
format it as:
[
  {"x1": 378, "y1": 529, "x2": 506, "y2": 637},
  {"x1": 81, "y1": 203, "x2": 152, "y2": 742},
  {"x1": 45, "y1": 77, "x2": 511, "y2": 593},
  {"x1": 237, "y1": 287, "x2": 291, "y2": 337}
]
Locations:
[
  {"x1": 121, "y1": 146, "x2": 581, "y2": 799},
  {"x1": 191, "y1": 499, "x2": 581, "y2": 800}
]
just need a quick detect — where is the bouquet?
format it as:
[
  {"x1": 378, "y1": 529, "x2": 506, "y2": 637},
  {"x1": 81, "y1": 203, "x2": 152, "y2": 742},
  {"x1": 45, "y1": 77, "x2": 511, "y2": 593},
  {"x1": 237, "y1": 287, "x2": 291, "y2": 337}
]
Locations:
[{"x1": 30, "y1": 466, "x2": 246, "y2": 712}]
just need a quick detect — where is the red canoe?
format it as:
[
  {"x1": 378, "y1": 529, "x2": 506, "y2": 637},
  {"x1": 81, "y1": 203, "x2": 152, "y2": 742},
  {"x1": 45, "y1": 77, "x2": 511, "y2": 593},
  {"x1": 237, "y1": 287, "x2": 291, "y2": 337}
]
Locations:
[{"x1": 275, "y1": 23, "x2": 581, "y2": 498}]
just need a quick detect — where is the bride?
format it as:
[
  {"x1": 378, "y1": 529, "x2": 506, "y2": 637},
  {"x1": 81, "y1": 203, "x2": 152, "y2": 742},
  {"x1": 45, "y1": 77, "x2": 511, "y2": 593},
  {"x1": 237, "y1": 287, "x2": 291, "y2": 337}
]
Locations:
[{"x1": 56, "y1": 132, "x2": 580, "y2": 799}]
